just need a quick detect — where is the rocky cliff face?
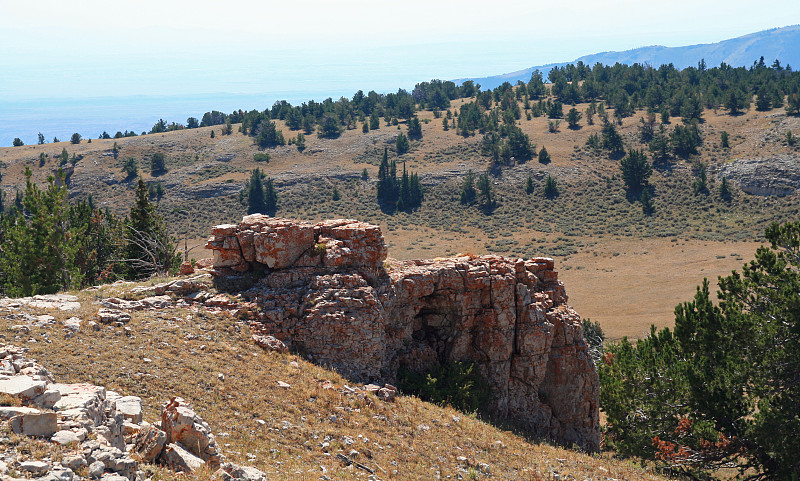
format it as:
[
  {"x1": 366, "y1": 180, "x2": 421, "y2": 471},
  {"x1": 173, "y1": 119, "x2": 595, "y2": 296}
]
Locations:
[{"x1": 207, "y1": 215, "x2": 600, "y2": 451}]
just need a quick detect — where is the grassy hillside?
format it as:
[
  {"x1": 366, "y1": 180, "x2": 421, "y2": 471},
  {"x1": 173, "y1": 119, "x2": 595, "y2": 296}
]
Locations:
[
  {"x1": 1, "y1": 279, "x2": 669, "y2": 481},
  {"x1": 1, "y1": 88, "x2": 798, "y2": 339}
]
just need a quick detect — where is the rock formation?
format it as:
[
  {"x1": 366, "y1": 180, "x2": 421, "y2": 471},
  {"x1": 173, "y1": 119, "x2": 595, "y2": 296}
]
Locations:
[
  {"x1": 0, "y1": 345, "x2": 266, "y2": 481},
  {"x1": 207, "y1": 215, "x2": 600, "y2": 451}
]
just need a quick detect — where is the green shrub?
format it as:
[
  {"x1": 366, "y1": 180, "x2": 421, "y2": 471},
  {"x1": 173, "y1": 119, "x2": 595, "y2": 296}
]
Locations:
[
  {"x1": 398, "y1": 361, "x2": 491, "y2": 413},
  {"x1": 253, "y1": 152, "x2": 271, "y2": 162}
]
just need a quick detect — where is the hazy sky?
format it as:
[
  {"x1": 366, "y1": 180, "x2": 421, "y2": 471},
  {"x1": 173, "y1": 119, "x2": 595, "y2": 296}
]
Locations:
[{"x1": 2, "y1": 0, "x2": 799, "y2": 100}]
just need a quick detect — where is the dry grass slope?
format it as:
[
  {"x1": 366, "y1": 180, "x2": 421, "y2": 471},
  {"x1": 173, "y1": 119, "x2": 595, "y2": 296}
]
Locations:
[
  {"x1": 0, "y1": 92, "x2": 797, "y2": 340},
  {"x1": 0, "y1": 278, "x2": 668, "y2": 481}
]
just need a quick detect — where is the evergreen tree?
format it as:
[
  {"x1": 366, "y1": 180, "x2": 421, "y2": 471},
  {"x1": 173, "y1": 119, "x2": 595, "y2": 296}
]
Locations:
[
  {"x1": 151, "y1": 153, "x2": 167, "y2": 175},
  {"x1": 255, "y1": 121, "x2": 285, "y2": 147},
  {"x1": 671, "y1": 121, "x2": 702, "y2": 157},
  {"x1": 396, "y1": 162, "x2": 423, "y2": 212},
  {"x1": 377, "y1": 148, "x2": 398, "y2": 206},
  {"x1": 264, "y1": 178, "x2": 277, "y2": 215},
  {"x1": 246, "y1": 168, "x2": 266, "y2": 214},
  {"x1": 601, "y1": 120, "x2": 625, "y2": 156},
  {"x1": 396, "y1": 132, "x2": 410, "y2": 154},
  {"x1": 692, "y1": 162, "x2": 708, "y2": 194},
  {"x1": 566, "y1": 107, "x2": 582, "y2": 129},
  {"x1": 407, "y1": 116, "x2": 422, "y2": 139},
  {"x1": 719, "y1": 176, "x2": 732, "y2": 201},
  {"x1": 543, "y1": 175, "x2": 559, "y2": 198},
  {"x1": 70, "y1": 133, "x2": 82, "y2": 144},
  {"x1": 525, "y1": 175, "x2": 534, "y2": 194},
  {"x1": 370, "y1": 112, "x2": 380, "y2": 130},
  {"x1": 459, "y1": 171, "x2": 476, "y2": 204},
  {"x1": 60, "y1": 148, "x2": 69, "y2": 166},
  {"x1": 37, "y1": 132, "x2": 45, "y2": 145},
  {"x1": 0, "y1": 168, "x2": 79, "y2": 296},
  {"x1": 122, "y1": 158, "x2": 137, "y2": 179},
  {"x1": 538, "y1": 146, "x2": 551, "y2": 164},
  {"x1": 600, "y1": 219, "x2": 800, "y2": 479},
  {"x1": 124, "y1": 179, "x2": 177, "y2": 279},
  {"x1": 649, "y1": 125, "x2": 671, "y2": 163},
  {"x1": 720, "y1": 131, "x2": 730, "y2": 148},
  {"x1": 620, "y1": 149, "x2": 652, "y2": 193},
  {"x1": 755, "y1": 91, "x2": 772, "y2": 111},
  {"x1": 477, "y1": 172, "x2": 492, "y2": 206}
]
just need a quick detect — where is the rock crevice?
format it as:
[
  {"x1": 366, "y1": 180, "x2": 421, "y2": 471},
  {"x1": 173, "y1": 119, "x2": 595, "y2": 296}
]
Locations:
[{"x1": 207, "y1": 215, "x2": 600, "y2": 451}]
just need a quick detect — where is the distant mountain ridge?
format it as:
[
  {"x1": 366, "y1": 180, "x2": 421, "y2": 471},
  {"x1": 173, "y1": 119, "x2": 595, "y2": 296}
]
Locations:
[{"x1": 458, "y1": 25, "x2": 800, "y2": 90}]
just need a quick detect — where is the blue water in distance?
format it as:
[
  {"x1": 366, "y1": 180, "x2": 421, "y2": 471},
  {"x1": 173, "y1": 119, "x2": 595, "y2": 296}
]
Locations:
[{"x1": 1, "y1": 42, "x2": 540, "y2": 147}]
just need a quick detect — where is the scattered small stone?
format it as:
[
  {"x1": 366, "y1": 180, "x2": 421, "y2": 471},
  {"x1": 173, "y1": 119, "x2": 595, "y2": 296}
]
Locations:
[
  {"x1": 252, "y1": 334, "x2": 288, "y2": 353},
  {"x1": 277, "y1": 381, "x2": 291, "y2": 388}
]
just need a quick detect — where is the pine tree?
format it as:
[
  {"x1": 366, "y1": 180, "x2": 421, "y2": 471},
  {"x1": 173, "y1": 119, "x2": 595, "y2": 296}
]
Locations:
[
  {"x1": 477, "y1": 172, "x2": 492, "y2": 206},
  {"x1": 543, "y1": 175, "x2": 559, "y2": 198},
  {"x1": 538, "y1": 146, "x2": 551, "y2": 164},
  {"x1": 602, "y1": 120, "x2": 625, "y2": 156},
  {"x1": 719, "y1": 176, "x2": 732, "y2": 201},
  {"x1": 396, "y1": 132, "x2": 410, "y2": 154},
  {"x1": 407, "y1": 116, "x2": 422, "y2": 139},
  {"x1": 264, "y1": 178, "x2": 277, "y2": 215},
  {"x1": 620, "y1": 149, "x2": 652, "y2": 192},
  {"x1": 566, "y1": 107, "x2": 582, "y2": 129},
  {"x1": 376, "y1": 148, "x2": 398, "y2": 207},
  {"x1": 124, "y1": 179, "x2": 177, "y2": 279},
  {"x1": 460, "y1": 171, "x2": 476, "y2": 204},
  {"x1": 600, "y1": 219, "x2": 800, "y2": 479},
  {"x1": 246, "y1": 169, "x2": 266, "y2": 214},
  {"x1": 151, "y1": 153, "x2": 167, "y2": 176},
  {"x1": 0, "y1": 168, "x2": 78, "y2": 296},
  {"x1": 525, "y1": 175, "x2": 534, "y2": 194}
]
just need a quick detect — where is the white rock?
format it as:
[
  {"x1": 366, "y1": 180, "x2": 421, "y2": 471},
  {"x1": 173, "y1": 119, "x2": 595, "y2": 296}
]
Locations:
[
  {"x1": 32, "y1": 387, "x2": 62, "y2": 409},
  {"x1": 141, "y1": 295, "x2": 172, "y2": 309},
  {"x1": 62, "y1": 317, "x2": 82, "y2": 331},
  {"x1": 88, "y1": 460, "x2": 105, "y2": 479},
  {"x1": 10, "y1": 411, "x2": 58, "y2": 436},
  {"x1": 63, "y1": 454, "x2": 88, "y2": 471},
  {"x1": 161, "y1": 443, "x2": 205, "y2": 473},
  {"x1": 97, "y1": 308, "x2": 130, "y2": 324},
  {"x1": 0, "y1": 375, "x2": 47, "y2": 401},
  {"x1": 52, "y1": 429, "x2": 81, "y2": 445},
  {"x1": 0, "y1": 405, "x2": 41, "y2": 420},
  {"x1": 19, "y1": 460, "x2": 51, "y2": 475},
  {"x1": 40, "y1": 466, "x2": 76, "y2": 481}
]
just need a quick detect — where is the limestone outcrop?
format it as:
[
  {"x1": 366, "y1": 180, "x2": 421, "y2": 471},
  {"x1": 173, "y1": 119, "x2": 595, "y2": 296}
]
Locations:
[
  {"x1": 0, "y1": 345, "x2": 266, "y2": 481},
  {"x1": 207, "y1": 216, "x2": 600, "y2": 451}
]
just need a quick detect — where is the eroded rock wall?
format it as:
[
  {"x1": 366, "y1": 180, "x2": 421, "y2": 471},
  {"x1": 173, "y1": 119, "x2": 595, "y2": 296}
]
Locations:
[{"x1": 207, "y1": 215, "x2": 600, "y2": 451}]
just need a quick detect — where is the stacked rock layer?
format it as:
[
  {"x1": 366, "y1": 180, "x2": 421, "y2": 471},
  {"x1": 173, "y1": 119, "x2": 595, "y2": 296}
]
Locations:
[{"x1": 207, "y1": 215, "x2": 600, "y2": 451}]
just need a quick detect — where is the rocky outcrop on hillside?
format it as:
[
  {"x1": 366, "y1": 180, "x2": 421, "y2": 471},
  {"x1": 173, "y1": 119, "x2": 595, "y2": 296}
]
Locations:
[
  {"x1": 207, "y1": 215, "x2": 600, "y2": 451},
  {"x1": 717, "y1": 154, "x2": 800, "y2": 196},
  {"x1": 0, "y1": 345, "x2": 266, "y2": 481}
]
